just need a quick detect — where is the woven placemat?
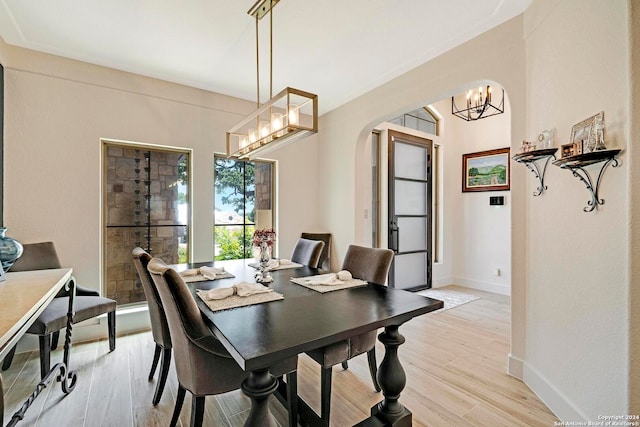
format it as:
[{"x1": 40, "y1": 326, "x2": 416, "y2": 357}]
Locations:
[
  {"x1": 181, "y1": 271, "x2": 235, "y2": 283},
  {"x1": 196, "y1": 288, "x2": 284, "y2": 312},
  {"x1": 290, "y1": 276, "x2": 368, "y2": 293}
]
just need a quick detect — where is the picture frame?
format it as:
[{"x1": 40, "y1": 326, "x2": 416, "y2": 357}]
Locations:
[
  {"x1": 570, "y1": 111, "x2": 604, "y2": 154},
  {"x1": 462, "y1": 147, "x2": 510, "y2": 192}
]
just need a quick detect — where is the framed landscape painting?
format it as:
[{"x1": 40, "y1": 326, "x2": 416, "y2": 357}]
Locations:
[{"x1": 462, "y1": 147, "x2": 510, "y2": 192}]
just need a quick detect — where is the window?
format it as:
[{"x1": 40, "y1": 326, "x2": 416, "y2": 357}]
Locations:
[
  {"x1": 214, "y1": 156, "x2": 274, "y2": 260},
  {"x1": 388, "y1": 107, "x2": 438, "y2": 135},
  {"x1": 372, "y1": 130, "x2": 381, "y2": 247},
  {"x1": 103, "y1": 141, "x2": 190, "y2": 306}
]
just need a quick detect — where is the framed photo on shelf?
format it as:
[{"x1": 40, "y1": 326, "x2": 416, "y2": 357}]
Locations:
[
  {"x1": 462, "y1": 147, "x2": 510, "y2": 192},
  {"x1": 570, "y1": 111, "x2": 604, "y2": 153}
]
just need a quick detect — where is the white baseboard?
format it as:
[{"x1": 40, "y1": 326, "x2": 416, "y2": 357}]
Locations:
[
  {"x1": 453, "y1": 277, "x2": 511, "y2": 296},
  {"x1": 523, "y1": 360, "x2": 587, "y2": 422},
  {"x1": 433, "y1": 276, "x2": 454, "y2": 287},
  {"x1": 507, "y1": 353, "x2": 524, "y2": 379},
  {"x1": 15, "y1": 307, "x2": 151, "y2": 354}
]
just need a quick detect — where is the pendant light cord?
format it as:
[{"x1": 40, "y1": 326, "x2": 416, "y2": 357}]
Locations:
[{"x1": 255, "y1": 15, "x2": 260, "y2": 108}]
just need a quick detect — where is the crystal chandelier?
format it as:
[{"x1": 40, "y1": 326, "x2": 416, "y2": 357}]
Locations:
[
  {"x1": 451, "y1": 85, "x2": 504, "y2": 121},
  {"x1": 226, "y1": 0, "x2": 318, "y2": 159}
]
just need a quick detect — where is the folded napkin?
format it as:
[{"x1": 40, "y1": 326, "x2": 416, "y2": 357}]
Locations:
[
  {"x1": 199, "y1": 282, "x2": 273, "y2": 301},
  {"x1": 303, "y1": 270, "x2": 353, "y2": 286},
  {"x1": 336, "y1": 270, "x2": 352, "y2": 281},
  {"x1": 304, "y1": 273, "x2": 341, "y2": 286},
  {"x1": 180, "y1": 266, "x2": 226, "y2": 280}
]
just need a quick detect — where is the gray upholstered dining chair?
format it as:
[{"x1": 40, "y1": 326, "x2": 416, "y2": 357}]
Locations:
[
  {"x1": 132, "y1": 247, "x2": 172, "y2": 406},
  {"x1": 290, "y1": 237, "x2": 324, "y2": 268},
  {"x1": 301, "y1": 232, "x2": 332, "y2": 270},
  {"x1": 146, "y1": 257, "x2": 299, "y2": 427},
  {"x1": 305, "y1": 244, "x2": 393, "y2": 425},
  {"x1": 1, "y1": 242, "x2": 116, "y2": 379}
]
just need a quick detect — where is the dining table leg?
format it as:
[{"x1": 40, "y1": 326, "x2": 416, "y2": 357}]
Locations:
[
  {"x1": 241, "y1": 368, "x2": 278, "y2": 427},
  {"x1": 357, "y1": 324, "x2": 412, "y2": 427}
]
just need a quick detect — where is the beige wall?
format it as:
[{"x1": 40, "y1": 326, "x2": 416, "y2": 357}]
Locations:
[
  {"x1": 629, "y1": 0, "x2": 639, "y2": 414},
  {"x1": 0, "y1": 39, "x2": 320, "y2": 295},
  {"x1": 448, "y1": 88, "x2": 512, "y2": 295},
  {"x1": 524, "y1": 0, "x2": 629, "y2": 418}
]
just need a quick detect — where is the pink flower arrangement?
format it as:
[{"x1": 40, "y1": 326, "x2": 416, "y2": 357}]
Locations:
[{"x1": 252, "y1": 228, "x2": 276, "y2": 247}]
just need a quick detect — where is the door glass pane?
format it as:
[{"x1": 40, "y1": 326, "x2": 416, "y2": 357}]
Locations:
[
  {"x1": 393, "y1": 252, "x2": 428, "y2": 289},
  {"x1": 394, "y1": 180, "x2": 426, "y2": 215},
  {"x1": 397, "y1": 217, "x2": 427, "y2": 252},
  {"x1": 394, "y1": 143, "x2": 426, "y2": 180}
]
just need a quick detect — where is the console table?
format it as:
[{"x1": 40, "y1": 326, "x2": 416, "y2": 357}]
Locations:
[{"x1": 0, "y1": 268, "x2": 76, "y2": 426}]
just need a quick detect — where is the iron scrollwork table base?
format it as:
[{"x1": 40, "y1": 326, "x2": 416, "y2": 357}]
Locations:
[
  {"x1": 552, "y1": 149, "x2": 621, "y2": 212},
  {"x1": 3, "y1": 278, "x2": 77, "y2": 427}
]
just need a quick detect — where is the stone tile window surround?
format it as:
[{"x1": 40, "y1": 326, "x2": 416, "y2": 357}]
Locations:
[{"x1": 103, "y1": 141, "x2": 191, "y2": 306}]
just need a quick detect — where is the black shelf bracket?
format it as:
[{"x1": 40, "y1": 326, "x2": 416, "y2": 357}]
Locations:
[
  {"x1": 552, "y1": 149, "x2": 621, "y2": 212},
  {"x1": 512, "y1": 148, "x2": 557, "y2": 197}
]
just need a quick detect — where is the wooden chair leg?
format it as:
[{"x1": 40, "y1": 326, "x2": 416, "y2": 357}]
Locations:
[
  {"x1": 367, "y1": 349, "x2": 381, "y2": 392},
  {"x1": 107, "y1": 311, "x2": 116, "y2": 351},
  {"x1": 341, "y1": 361, "x2": 349, "y2": 370},
  {"x1": 170, "y1": 385, "x2": 186, "y2": 427},
  {"x1": 38, "y1": 334, "x2": 51, "y2": 379},
  {"x1": 149, "y1": 344, "x2": 161, "y2": 381},
  {"x1": 51, "y1": 331, "x2": 60, "y2": 350},
  {"x1": 320, "y1": 366, "x2": 332, "y2": 427},
  {"x1": 153, "y1": 348, "x2": 171, "y2": 406},
  {"x1": 1, "y1": 345, "x2": 17, "y2": 371},
  {"x1": 190, "y1": 395, "x2": 205, "y2": 427},
  {"x1": 285, "y1": 371, "x2": 298, "y2": 427}
]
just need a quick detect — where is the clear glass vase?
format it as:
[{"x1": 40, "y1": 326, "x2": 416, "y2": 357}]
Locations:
[{"x1": 256, "y1": 241, "x2": 273, "y2": 283}]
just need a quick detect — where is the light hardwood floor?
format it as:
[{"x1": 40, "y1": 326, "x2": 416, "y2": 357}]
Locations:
[{"x1": 1, "y1": 285, "x2": 558, "y2": 426}]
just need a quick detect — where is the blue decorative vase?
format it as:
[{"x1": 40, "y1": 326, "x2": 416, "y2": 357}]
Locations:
[{"x1": 0, "y1": 227, "x2": 23, "y2": 271}]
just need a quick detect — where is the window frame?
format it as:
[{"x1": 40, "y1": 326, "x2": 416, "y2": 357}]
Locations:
[{"x1": 213, "y1": 155, "x2": 276, "y2": 260}]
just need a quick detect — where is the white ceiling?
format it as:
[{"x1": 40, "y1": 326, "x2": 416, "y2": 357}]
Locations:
[{"x1": 0, "y1": 0, "x2": 531, "y2": 115}]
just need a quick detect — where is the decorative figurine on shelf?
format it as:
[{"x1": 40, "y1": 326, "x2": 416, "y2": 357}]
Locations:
[
  {"x1": 593, "y1": 119, "x2": 607, "y2": 151},
  {"x1": 520, "y1": 140, "x2": 531, "y2": 153},
  {"x1": 252, "y1": 228, "x2": 276, "y2": 283}
]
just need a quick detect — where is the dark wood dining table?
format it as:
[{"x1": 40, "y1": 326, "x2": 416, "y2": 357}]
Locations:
[{"x1": 174, "y1": 258, "x2": 443, "y2": 427}]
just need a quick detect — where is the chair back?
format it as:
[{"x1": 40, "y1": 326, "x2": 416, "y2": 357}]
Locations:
[
  {"x1": 10, "y1": 242, "x2": 61, "y2": 271},
  {"x1": 341, "y1": 245, "x2": 394, "y2": 285},
  {"x1": 301, "y1": 233, "x2": 331, "y2": 269},
  {"x1": 147, "y1": 258, "x2": 241, "y2": 394},
  {"x1": 291, "y1": 238, "x2": 324, "y2": 268},
  {"x1": 132, "y1": 248, "x2": 171, "y2": 348}
]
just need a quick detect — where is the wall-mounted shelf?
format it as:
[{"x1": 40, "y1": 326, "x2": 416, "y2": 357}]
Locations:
[
  {"x1": 552, "y1": 149, "x2": 621, "y2": 212},
  {"x1": 512, "y1": 148, "x2": 558, "y2": 196}
]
